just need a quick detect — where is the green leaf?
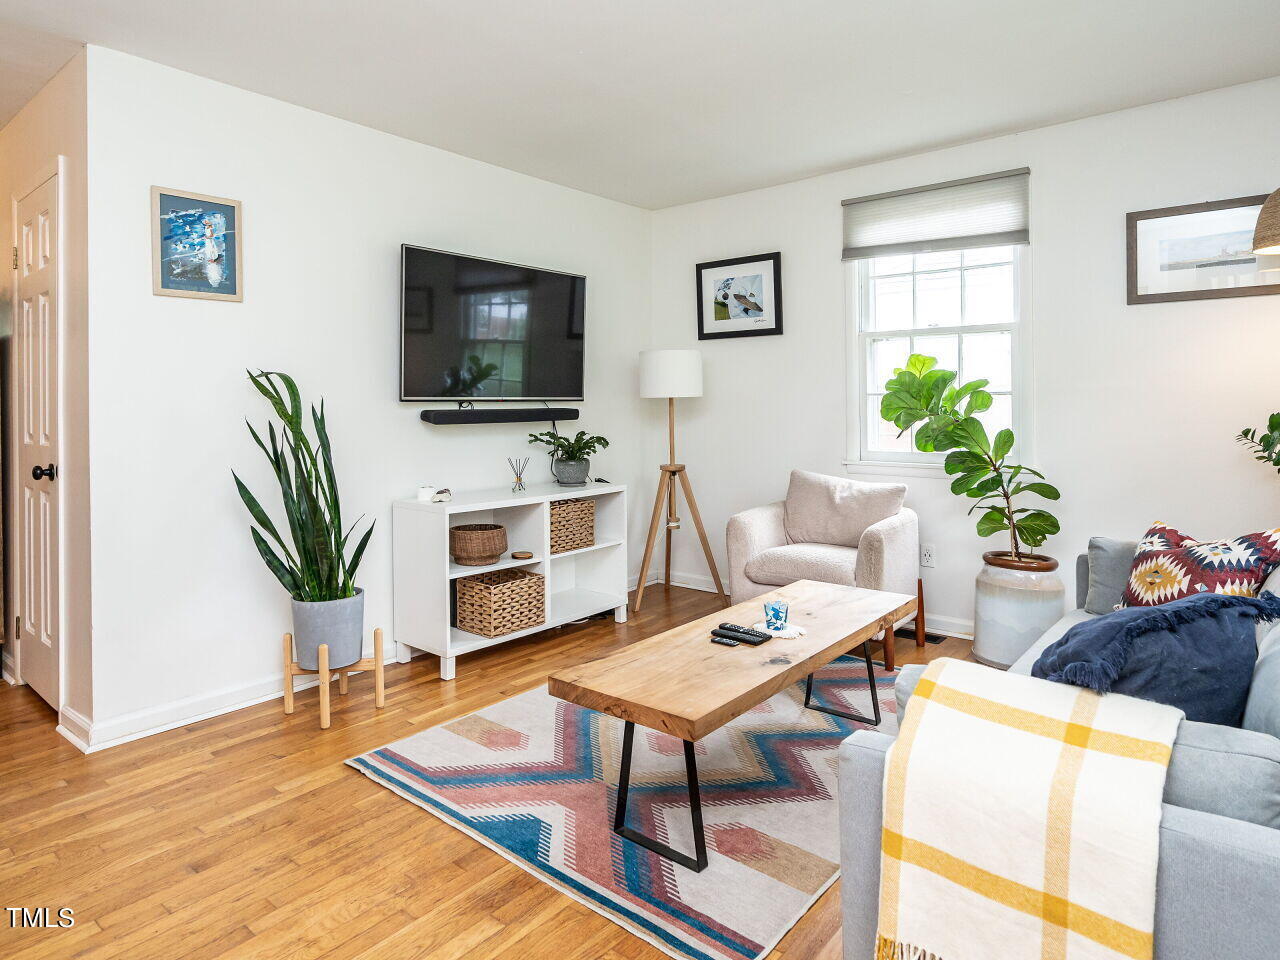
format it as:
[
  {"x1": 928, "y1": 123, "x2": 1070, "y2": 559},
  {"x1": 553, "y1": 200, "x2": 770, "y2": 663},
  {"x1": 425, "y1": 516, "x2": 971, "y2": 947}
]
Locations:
[
  {"x1": 992, "y1": 428, "x2": 1014, "y2": 462},
  {"x1": 950, "y1": 471, "x2": 985, "y2": 495},
  {"x1": 963, "y1": 390, "x2": 993, "y2": 415},
  {"x1": 1013, "y1": 481, "x2": 1061, "y2": 500},
  {"x1": 975, "y1": 508, "x2": 1009, "y2": 538},
  {"x1": 251, "y1": 527, "x2": 302, "y2": 598},
  {"x1": 904, "y1": 354, "x2": 937, "y2": 377},
  {"x1": 1014, "y1": 510, "x2": 1060, "y2": 547},
  {"x1": 944, "y1": 450, "x2": 987, "y2": 475},
  {"x1": 967, "y1": 474, "x2": 1003, "y2": 498},
  {"x1": 1268, "y1": 412, "x2": 1280, "y2": 434},
  {"x1": 922, "y1": 369, "x2": 957, "y2": 407},
  {"x1": 951, "y1": 378, "x2": 990, "y2": 407},
  {"x1": 954, "y1": 417, "x2": 991, "y2": 454}
]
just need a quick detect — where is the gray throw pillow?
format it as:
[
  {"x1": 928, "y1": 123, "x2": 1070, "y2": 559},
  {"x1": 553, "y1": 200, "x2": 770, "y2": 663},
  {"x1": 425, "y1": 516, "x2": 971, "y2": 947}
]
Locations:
[{"x1": 1085, "y1": 537, "x2": 1137, "y2": 615}]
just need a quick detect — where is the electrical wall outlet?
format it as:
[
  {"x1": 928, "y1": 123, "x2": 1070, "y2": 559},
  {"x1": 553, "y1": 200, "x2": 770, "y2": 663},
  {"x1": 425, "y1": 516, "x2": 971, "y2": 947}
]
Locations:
[{"x1": 921, "y1": 543, "x2": 936, "y2": 568}]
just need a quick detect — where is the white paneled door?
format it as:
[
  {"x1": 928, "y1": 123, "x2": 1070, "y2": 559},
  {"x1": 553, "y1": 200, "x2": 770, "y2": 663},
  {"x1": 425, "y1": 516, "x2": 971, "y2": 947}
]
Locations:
[{"x1": 15, "y1": 175, "x2": 60, "y2": 709}]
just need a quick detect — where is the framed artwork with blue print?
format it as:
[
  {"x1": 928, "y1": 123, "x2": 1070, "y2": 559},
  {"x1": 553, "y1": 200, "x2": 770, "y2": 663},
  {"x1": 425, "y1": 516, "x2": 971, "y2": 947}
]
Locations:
[
  {"x1": 696, "y1": 251, "x2": 783, "y2": 339},
  {"x1": 151, "y1": 186, "x2": 243, "y2": 301}
]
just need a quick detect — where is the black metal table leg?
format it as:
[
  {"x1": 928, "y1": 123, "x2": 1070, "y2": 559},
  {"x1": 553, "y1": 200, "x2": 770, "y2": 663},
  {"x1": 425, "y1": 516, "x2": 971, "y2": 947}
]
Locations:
[
  {"x1": 613, "y1": 720, "x2": 708, "y2": 872},
  {"x1": 804, "y1": 641, "x2": 882, "y2": 726}
]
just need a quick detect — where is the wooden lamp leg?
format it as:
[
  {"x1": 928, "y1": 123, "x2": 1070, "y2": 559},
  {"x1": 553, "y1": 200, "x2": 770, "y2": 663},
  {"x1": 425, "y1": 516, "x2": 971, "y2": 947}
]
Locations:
[
  {"x1": 283, "y1": 633, "x2": 295, "y2": 715},
  {"x1": 374, "y1": 628, "x2": 385, "y2": 709},
  {"x1": 632, "y1": 470, "x2": 672, "y2": 613},
  {"x1": 318, "y1": 644, "x2": 331, "y2": 729},
  {"x1": 676, "y1": 470, "x2": 728, "y2": 606},
  {"x1": 915, "y1": 578, "x2": 927, "y2": 648}
]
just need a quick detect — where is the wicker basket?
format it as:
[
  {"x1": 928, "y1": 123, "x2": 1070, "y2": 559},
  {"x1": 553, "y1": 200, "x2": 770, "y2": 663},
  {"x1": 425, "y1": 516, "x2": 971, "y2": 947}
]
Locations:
[
  {"x1": 550, "y1": 498, "x2": 595, "y2": 554},
  {"x1": 455, "y1": 569, "x2": 545, "y2": 638},
  {"x1": 450, "y1": 523, "x2": 507, "y2": 566}
]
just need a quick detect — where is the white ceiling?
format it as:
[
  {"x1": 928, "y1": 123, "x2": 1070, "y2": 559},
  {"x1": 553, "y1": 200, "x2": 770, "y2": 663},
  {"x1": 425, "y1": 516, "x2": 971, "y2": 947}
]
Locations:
[
  {"x1": 0, "y1": 20, "x2": 80, "y2": 129},
  {"x1": 3, "y1": 1, "x2": 1280, "y2": 208}
]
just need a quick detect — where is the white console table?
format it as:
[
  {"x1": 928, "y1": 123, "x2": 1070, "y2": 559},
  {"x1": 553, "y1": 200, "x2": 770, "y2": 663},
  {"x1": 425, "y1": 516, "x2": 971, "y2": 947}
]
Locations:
[{"x1": 392, "y1": 482, "x2": 628, "y2": 679}]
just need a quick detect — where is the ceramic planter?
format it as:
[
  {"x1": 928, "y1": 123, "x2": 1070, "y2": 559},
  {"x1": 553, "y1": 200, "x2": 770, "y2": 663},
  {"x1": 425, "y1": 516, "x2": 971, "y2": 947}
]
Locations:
[
  {"x1": 291, "y1": 589, "x2": 365, "y2": 670},
  {"x1": 972, "y1": 552, "x2": 1064, "y2": 669},
  {"x1": 551, "y1": 457, "x2": 590, "y2": 486}
]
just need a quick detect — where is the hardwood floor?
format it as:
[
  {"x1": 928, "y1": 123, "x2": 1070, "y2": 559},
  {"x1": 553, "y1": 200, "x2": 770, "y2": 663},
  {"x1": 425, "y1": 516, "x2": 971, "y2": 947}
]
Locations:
[{"x1": 0, "y1": 586, "x2": 970, "y2": 960}]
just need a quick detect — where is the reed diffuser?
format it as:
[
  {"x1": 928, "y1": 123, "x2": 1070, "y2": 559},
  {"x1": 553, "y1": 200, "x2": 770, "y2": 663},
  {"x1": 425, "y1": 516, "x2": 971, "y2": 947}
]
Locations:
[{"x1": 508, "y1": 457, "x2": 530, "y2": 492}]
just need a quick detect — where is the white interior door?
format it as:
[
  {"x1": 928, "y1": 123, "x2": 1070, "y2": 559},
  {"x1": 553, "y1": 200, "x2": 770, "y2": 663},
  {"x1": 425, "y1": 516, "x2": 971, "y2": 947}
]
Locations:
[{"x1": 14, "y1": 175, "x2": 60, "y2": 709}]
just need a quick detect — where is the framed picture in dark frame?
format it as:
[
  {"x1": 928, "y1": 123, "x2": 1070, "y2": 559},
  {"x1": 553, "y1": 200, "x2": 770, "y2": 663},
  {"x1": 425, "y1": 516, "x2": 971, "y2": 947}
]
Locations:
[
  {"x1": 696, "y1": 252, "x2": 783, "y2": 339},
  {"x1": 1126, "y1": 195, "x2": 1280, "y2": 304}
]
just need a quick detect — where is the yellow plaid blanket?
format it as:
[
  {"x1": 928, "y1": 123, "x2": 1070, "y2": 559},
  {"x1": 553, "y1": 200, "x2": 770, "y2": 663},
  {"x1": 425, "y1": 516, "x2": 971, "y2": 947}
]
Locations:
[{"x1": 877, "y1": 658, "x2": 1182, "y2": 960}]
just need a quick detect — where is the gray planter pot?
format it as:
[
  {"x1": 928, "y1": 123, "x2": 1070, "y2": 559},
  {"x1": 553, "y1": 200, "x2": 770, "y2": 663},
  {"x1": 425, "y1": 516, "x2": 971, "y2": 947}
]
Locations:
[
  {"x1": 291, "y1": 589, "x2": 365, "y2": 670},
  {"x1": 551, "y1": 457, "x2": 590, "y2": 486}
]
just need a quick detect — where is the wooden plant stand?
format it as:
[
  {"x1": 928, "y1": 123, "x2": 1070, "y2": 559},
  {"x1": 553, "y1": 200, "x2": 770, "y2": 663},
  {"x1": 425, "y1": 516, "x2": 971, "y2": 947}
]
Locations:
[{"x1": 283, "y1": 627, "x2": 385, "y2": 729}]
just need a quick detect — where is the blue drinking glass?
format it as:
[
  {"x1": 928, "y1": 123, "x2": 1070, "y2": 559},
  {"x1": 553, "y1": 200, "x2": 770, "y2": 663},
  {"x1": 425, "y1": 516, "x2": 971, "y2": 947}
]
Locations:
[{"x1": 764, "y1": 600, "x2": 789, "y2": 631}]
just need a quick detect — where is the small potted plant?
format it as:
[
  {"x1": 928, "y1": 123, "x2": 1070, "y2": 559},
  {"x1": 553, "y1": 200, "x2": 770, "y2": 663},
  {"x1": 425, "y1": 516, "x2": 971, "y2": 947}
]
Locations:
[
  {"x1": 233, "y1": 370, "x2": 374, "y2": 672},
  {"x1": 1237, "y1": 413, "x2": 1280, "y2": 475},
  {"x1": 880, "y1": 355, "x2": 1064, "y2": 667},
  {"x1": 528, "y1": 429, "x2": 609, "y2": 486}
]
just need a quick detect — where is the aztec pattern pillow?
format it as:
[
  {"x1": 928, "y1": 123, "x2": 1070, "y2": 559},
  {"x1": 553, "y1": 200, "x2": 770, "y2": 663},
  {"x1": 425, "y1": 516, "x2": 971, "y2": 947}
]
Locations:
[{"x1": 1121, "y1": 522, "x2": 1280, "y2": 607}]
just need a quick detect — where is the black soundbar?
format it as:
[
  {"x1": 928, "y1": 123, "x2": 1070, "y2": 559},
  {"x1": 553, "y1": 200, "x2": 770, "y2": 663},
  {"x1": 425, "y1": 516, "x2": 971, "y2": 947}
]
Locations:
[{"x1": 420, "y1": 406, "x2": 581, "y2": 425}]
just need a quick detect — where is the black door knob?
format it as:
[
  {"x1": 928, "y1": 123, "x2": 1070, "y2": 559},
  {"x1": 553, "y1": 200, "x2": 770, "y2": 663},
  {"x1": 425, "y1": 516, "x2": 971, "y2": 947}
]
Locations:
[{"x1": 32, "y1": 463, "x2": 55, "y2": 481}]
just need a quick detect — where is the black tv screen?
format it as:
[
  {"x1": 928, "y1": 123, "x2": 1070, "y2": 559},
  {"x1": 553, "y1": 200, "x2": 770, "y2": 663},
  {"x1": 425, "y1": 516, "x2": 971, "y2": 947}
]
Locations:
[{"x1": 400, "y1": 245, "x2": 586, "y2": 401}]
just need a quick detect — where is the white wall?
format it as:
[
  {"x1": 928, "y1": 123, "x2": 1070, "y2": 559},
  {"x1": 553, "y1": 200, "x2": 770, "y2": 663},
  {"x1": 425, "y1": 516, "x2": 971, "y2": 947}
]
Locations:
[
  {"x1": 83, "y1": 47, "x2": 657, "y2": 746},
  {"x1": 650, "y1": 76, "x2": 1280, "y2": 635},
  {"x1": 0, "y1": 50, "x2": 93, "y2": 734}
]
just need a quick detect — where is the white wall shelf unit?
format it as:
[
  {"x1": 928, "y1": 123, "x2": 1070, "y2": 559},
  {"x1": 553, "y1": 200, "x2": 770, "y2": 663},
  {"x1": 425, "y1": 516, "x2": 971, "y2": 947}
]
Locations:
[{"x1": 392, "y1": 482, "x2": 627, "y2": 679}]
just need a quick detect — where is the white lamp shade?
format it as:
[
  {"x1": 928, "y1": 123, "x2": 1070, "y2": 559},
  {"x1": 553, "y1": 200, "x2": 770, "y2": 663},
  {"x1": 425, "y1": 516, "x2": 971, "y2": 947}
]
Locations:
[{"x1": 639, "y1": 349, "x2": 703, "y2": 398}]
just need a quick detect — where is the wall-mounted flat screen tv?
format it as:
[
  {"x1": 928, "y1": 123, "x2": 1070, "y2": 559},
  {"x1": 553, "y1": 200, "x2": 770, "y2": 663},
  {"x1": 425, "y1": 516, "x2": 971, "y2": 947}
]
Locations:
[{"x1": 400, "y1": 244, "x2": 586, "y2": 401}]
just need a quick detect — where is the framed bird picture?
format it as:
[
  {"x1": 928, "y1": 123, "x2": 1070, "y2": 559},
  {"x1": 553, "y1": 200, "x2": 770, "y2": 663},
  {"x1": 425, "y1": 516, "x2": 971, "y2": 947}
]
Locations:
[{"x1": 695, "y1": 252, "x2": 783, "y2": 340}]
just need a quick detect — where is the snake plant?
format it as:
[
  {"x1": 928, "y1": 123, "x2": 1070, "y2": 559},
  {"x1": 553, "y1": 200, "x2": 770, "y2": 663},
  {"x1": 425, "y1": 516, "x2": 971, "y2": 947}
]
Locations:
[{"x1": 233, "y1": 370, "x2": 374, "y2": 602}]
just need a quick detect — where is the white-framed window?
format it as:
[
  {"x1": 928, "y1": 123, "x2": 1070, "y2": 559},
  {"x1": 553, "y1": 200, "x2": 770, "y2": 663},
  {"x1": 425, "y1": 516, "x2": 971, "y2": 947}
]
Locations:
[
  {"x1": 839, "y1": 168, "x2": 1031, "y2": 470},
  {"x1": 851, "y1": 245, "x2": 1026, "y2": 465}
]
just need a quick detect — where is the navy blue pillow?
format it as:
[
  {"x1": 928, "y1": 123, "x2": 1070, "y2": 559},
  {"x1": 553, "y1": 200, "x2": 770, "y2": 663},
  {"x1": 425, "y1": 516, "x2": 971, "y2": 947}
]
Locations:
[{"x1": 1031, "y1": 593, "x2": 1279, "y2": 726}]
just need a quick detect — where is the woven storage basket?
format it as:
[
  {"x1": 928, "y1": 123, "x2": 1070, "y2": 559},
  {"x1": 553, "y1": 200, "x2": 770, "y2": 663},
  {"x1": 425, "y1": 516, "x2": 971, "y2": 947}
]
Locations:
[
  {"x1": 550, "y1": 498, "x2": 595, "y2": 554},
  {"x1": 450, "y1": 523, "x2": 507, "y2": 566},
  {"x1": 455, "y1": 569, "x2": 545, "y2": 638}
]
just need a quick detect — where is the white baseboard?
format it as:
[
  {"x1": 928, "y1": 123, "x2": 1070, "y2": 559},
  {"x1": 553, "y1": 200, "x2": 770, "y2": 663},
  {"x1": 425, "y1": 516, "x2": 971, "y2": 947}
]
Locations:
[
  {"x1": 56, "y1": 706, "x2": 92, "y2": 752},
  {"x1": 2, "y1": 646, "x2": 15, "y2": 685},
  {"x1": 914, "y1": 612, "x2": 973, "y2": 640},
  {"x1": 74, "y1": 649, "x2": 398, "y2": 753}
]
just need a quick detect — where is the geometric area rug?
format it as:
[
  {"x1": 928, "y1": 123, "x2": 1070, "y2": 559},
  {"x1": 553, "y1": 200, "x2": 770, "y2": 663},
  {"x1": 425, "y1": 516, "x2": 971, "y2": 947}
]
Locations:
[{"x1": 347, "y1": 656, "x2": 898, "y2": 960}]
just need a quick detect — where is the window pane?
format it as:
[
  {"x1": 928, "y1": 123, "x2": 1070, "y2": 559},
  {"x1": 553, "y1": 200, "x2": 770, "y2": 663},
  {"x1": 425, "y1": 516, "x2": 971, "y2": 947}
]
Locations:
[
  {"x1": 867, "y1": 400, "x2": 912, "y2": 453},
  {"x1": 870, "y1": 275, "x2": 913, "y2": 330},
  {"x1": 976, "y1": 393, "x2": 1012, "y2": 439},
  {"x1": 502, "y1": 347, "x2": 523, "y2": 381},
  {"x1": 912, "y1": 334, "x2": 959, "y2": 373},
  {"x1": 961, "y1": 331, "x2": 1012, "y2": 391},
  {"x1": 915, "y1": 270, "x2": 960, "y2": 328},
  {"x1": 914, "y1": 251, "x2": 961, "y2": 271},
  {"x1": 871, "y1": 254, "x2": 913, "y2": 276},
  {"x1": 964, "y1": 263, "x2": 1015, "y2": 325},
  {"x1": 868, "y1": 337, "x2": 910, "y2": 390},
  {"x1": 963, "y1": 246, "x2": 1014, "y2": 266}
]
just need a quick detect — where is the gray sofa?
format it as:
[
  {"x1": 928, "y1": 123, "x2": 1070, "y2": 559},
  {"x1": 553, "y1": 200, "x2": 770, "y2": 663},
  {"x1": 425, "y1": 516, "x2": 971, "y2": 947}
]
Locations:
[{"x1": 838, "y1": 551, "x2": 1280, "y2": 959}]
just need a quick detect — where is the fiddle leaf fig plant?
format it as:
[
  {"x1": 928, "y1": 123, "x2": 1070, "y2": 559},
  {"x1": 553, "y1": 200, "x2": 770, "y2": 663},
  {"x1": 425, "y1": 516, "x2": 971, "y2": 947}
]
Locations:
[
  {"x1": 1236, "y1": 412, "x2": 1280, "y2": 475},
  {"x1": 879, "y1": 354, "x2": 1061, "y2": 560}
]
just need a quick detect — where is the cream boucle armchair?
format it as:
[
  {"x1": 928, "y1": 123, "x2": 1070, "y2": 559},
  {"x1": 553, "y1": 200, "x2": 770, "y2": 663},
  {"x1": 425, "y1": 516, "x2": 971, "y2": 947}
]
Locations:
[{"x1": 726, "y1": 470, "x2": 925, "y2": 669}]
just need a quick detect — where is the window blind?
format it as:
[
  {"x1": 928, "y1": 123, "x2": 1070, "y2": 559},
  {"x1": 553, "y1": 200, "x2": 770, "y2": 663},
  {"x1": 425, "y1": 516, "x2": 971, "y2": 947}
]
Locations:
[{"x1": 842, "y1": 168, "x2": 1029, "y2": 260}]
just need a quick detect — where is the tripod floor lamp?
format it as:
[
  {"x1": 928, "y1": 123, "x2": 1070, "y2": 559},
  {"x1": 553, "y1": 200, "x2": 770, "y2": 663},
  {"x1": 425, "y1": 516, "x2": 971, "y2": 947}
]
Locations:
[{"x1": 632, "y1": 349, "x2": 729, "y2": 613}]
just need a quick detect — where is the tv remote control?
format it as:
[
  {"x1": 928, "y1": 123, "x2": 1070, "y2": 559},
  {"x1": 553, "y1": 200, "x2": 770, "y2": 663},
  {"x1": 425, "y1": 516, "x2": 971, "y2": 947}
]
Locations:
[
  {"x1": 710, "y1": 635, "x2": 740, "y2": 647},
  {"x1": 712, "y1": 628, "x2": 769, "y2": 646},
  {"x1": 719, "y1": 623, "x2": 773, "y2": 643}
]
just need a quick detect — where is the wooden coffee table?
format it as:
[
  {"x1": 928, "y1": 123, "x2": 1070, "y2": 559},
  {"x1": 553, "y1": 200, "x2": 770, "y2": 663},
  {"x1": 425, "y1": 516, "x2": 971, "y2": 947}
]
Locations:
[{"x1": 547, "y1": 579, "x2": 916, "y2": 871}]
